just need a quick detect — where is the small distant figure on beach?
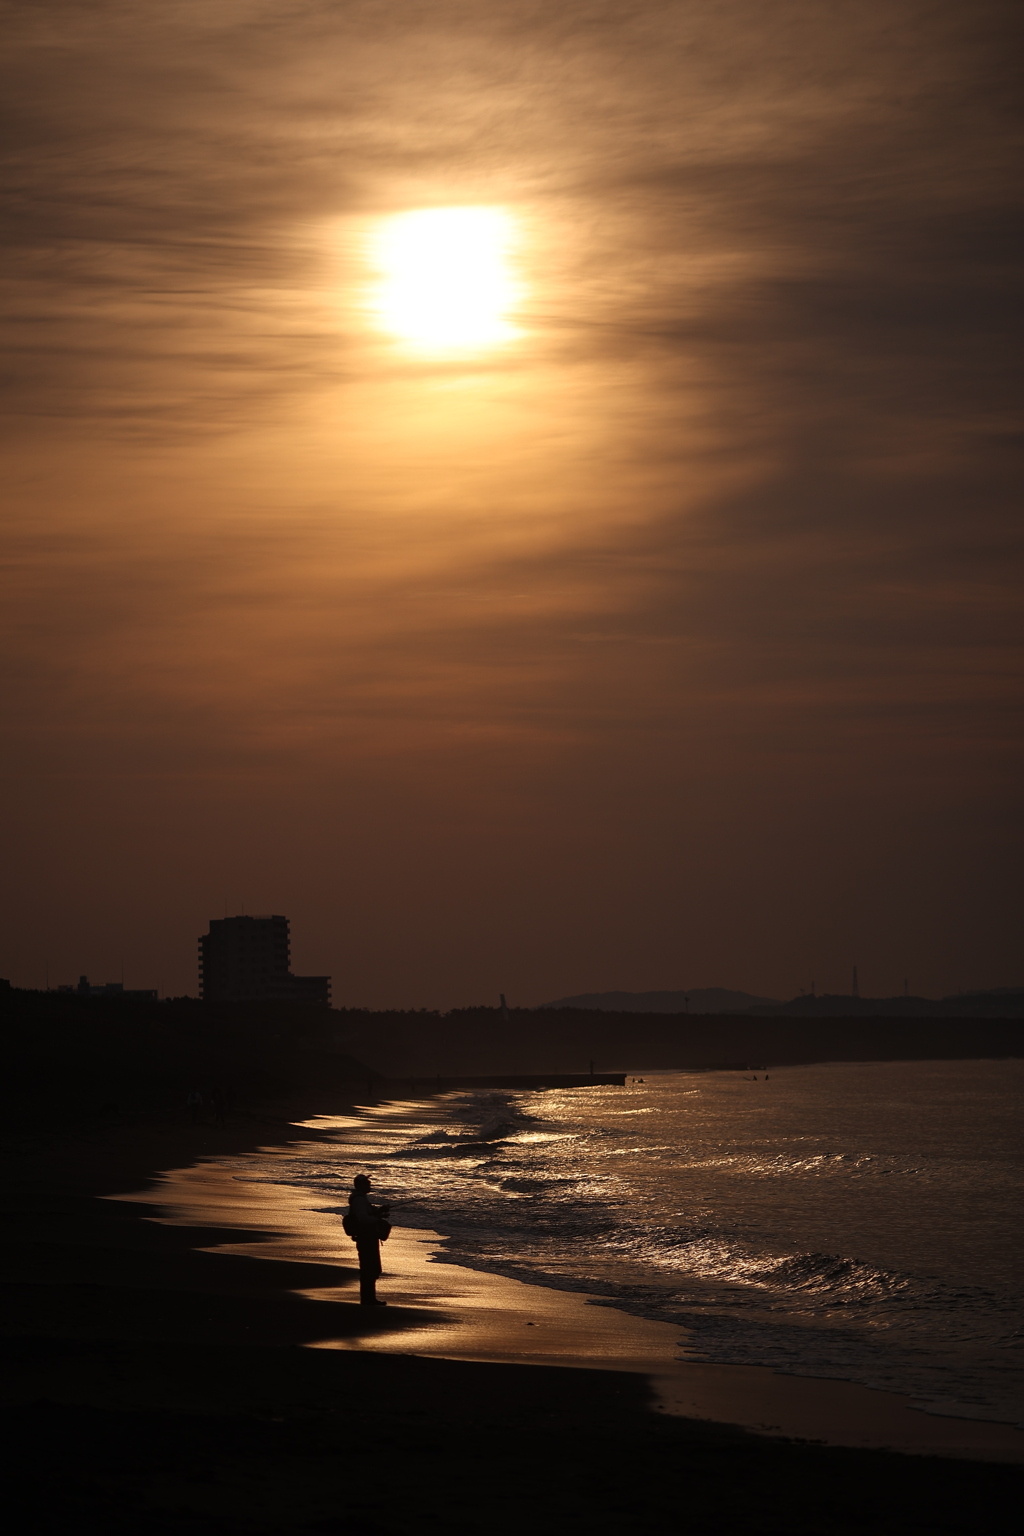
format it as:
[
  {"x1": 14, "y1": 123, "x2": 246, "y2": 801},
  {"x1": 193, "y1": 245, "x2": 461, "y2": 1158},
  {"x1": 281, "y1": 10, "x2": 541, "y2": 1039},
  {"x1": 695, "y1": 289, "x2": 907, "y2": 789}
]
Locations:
[
  {"x1": 345, "y1": 1174, "x2": 392, "y2": 1306},
  {"x1": 187, "y1": 1089, "x2": 203, "y2": 1123}
]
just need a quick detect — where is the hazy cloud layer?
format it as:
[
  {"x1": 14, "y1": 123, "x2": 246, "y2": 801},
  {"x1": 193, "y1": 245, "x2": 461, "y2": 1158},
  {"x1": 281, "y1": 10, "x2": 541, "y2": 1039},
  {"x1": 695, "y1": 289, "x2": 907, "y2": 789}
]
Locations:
[{"x1": 2, "y1": 0, "x2": 1021, "y2": 1002}]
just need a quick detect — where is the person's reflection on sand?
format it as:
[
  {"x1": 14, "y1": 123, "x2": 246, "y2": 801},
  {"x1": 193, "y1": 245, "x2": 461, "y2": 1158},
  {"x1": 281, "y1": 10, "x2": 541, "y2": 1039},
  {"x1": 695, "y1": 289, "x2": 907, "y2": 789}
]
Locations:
[{"x1": 347, "y1": 1174, "x2": 391, "y2": 1306}]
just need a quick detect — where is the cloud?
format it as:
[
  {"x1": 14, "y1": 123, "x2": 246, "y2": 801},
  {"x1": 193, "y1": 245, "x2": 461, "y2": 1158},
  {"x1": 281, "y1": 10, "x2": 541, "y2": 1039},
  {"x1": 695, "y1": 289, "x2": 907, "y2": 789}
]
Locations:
[{"x1": 1, "y1": 0, "x2": 1021, "y2": 998}]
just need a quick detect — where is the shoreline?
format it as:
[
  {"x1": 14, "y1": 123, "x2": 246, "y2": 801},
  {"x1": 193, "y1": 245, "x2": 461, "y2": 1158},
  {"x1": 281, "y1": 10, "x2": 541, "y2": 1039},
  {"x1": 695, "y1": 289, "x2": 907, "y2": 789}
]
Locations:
[
  {"x1": 4, "y1": 1099, "x2": 1023, "y2": 1533},
  {"x1": 119, "y1": 1128, "x2": 1024, "y2": 1464}
]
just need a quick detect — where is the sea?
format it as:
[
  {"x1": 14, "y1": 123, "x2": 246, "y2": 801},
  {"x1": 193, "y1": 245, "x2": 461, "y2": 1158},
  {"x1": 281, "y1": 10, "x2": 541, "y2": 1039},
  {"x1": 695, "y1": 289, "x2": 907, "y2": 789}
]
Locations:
[{"x1": 236, "y1": 1059, "x2": 1023, "y2": 1423}]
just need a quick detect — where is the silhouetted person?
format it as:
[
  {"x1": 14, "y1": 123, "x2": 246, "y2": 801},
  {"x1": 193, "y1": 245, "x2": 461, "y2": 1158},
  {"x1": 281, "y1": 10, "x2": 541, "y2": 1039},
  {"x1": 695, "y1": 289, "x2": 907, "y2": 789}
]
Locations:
[
  {"x1": 187, "y1": 1089, "x2": 203, "y2": 1123},
  {"x1": 348, "y1": 1174, "x2": 390, "y2": 1306}
]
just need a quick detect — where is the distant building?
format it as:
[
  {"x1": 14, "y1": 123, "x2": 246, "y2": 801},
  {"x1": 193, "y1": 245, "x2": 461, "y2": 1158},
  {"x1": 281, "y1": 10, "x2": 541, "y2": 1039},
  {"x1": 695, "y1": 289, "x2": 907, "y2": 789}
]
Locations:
[
  {"x1": 198, "y1": 915, "x2": 331, "y2": 1006},
  {"x1": 57, "y1": 975, "x2": 158, "y2": 1000}
]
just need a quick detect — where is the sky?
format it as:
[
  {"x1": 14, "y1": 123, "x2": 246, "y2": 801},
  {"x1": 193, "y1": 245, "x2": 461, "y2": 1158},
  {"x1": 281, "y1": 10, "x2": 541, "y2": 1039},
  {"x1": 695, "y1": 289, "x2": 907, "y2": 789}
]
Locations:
[{"x1": 2, "y1": 0, "x2": 1021, "y2": 1006}]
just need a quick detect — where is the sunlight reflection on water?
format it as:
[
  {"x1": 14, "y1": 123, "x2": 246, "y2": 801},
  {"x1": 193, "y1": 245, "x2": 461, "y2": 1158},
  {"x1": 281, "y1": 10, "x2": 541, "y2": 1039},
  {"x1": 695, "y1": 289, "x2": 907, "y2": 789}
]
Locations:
[{"x1": 272, "y1": 1060, "x2": 1023, "y2": 1420}]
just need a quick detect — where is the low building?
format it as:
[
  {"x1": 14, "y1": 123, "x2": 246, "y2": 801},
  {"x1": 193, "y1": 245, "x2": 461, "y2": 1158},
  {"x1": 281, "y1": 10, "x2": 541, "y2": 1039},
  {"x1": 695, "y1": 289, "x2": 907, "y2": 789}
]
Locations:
[
  {"x1": 198, "y1": 915, "x2": 331, "y2": 1005},
  {"x1": 57, "y1": 975, "x2": 159, "y2": 1000}
]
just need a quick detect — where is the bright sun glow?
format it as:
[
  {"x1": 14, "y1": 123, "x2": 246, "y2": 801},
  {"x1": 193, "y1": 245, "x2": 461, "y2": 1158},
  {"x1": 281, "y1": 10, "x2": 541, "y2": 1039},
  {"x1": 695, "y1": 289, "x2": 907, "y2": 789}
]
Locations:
[{"x1": 370, "y1": 207, "x2": 520, "y2": 349}]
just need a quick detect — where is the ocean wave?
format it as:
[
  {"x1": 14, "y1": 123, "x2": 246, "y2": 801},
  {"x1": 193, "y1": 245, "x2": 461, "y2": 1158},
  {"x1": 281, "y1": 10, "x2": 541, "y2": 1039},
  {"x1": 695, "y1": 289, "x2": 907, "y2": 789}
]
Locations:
[
  {"x1": 672, "y1": 1240, "x2": 913, "y2": 1303},
  {"x1": 241, "y1": 1064, "x2": 1024, "y2": 1420},
  {"x1": 678, "y1": 1150, "x2": 927, "y2": 1179}
]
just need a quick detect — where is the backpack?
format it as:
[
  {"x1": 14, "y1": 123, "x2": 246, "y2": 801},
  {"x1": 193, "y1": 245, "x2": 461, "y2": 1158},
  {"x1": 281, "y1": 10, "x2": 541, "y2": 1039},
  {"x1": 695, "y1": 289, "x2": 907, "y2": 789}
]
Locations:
[{"x1": 342, "y1": 1211, "x2": 391, "y2": 1242}]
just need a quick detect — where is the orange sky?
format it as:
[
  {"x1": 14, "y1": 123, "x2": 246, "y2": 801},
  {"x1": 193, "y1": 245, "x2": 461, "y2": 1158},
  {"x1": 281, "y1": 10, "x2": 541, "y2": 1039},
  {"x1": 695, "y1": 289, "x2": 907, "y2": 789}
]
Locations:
[{"x1": 2, "y1": 1, "x2": 1021, "y2": 1004}]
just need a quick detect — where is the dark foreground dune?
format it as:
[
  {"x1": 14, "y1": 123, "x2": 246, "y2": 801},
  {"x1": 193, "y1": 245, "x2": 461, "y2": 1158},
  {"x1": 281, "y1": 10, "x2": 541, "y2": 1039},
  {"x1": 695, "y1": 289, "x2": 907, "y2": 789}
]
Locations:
[{"x1": 2, "y1": 1106, "x2": 1021, "y2": 1536}]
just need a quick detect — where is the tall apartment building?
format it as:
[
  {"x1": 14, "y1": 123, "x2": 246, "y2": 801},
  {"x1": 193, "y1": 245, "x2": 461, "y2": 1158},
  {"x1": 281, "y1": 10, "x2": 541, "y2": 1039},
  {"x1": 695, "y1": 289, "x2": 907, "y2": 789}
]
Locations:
[{"x1": 198, "y1": 915, "x2": 331, "y2": 1005}]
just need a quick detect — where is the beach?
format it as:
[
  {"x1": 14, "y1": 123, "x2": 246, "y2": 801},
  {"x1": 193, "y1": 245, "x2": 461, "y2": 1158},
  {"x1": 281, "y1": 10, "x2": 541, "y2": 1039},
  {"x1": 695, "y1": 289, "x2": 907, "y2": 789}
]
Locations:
[
  {"x1": 129, "y1": 1144, "x2": 1024, "y2": 1462},
  {"x1": 3, "y1": 1101, "x2": 1022, "y2": 1535}
]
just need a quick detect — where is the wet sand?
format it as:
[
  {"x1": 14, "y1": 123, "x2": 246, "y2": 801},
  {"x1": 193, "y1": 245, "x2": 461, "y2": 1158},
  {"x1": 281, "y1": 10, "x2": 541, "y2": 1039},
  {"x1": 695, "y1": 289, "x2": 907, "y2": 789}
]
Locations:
[
  {"x1": 117, "y1": 1138, "x2": 1024, "y2": 1463},
  {"x1": 3, "y1": 1109, "x2": 1022, "y2": 1534}
]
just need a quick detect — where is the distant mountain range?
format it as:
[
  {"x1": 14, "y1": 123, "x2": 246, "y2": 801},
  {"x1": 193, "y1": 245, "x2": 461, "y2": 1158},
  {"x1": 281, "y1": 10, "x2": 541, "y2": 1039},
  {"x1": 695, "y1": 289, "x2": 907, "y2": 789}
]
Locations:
[
  {"x1": 545, "y1": 988, "x2": 780, "y2": 1014},
  {"x1": 545, "y1": 986, "x2": 1024, "y2": 1018}
]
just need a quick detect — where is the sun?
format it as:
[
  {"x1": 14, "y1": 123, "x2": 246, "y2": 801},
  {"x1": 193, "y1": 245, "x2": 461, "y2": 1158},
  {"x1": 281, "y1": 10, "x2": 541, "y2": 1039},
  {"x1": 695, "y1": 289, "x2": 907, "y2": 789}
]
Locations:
[{"x1": 369, "y1": 207, "x2": 521, "y2": 350}]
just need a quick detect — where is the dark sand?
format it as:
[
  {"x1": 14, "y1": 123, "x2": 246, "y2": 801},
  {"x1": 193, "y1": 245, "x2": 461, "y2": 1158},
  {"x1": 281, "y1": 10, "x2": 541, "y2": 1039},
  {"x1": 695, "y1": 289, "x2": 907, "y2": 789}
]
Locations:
[{"x1": 3, "y1": 1105, "x2": 1021, "y2": 1534}]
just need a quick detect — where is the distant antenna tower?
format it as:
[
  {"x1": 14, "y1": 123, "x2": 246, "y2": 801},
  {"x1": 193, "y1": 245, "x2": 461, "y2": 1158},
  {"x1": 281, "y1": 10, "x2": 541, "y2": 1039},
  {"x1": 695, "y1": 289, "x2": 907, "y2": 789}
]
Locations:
[
  {"x1": 499, "y1": 992, "x2": 510, "y2": 1021},
  {"x1": 852, "y1": 965, "x2": 859, "y2": 999}
]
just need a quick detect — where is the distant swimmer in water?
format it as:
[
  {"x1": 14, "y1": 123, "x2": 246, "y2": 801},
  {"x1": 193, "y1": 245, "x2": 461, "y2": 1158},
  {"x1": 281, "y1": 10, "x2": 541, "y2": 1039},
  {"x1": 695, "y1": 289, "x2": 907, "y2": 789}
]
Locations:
[{"x1": 345, "y1": 1174, "x2": 392, "y2": 1306}]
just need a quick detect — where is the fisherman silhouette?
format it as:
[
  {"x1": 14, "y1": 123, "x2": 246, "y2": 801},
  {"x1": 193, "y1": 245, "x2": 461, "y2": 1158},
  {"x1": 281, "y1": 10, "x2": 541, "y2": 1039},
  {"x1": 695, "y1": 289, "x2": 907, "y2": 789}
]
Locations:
[{"x1": 347, "y1": 1174, "x2": 391, "y2": 1306}]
